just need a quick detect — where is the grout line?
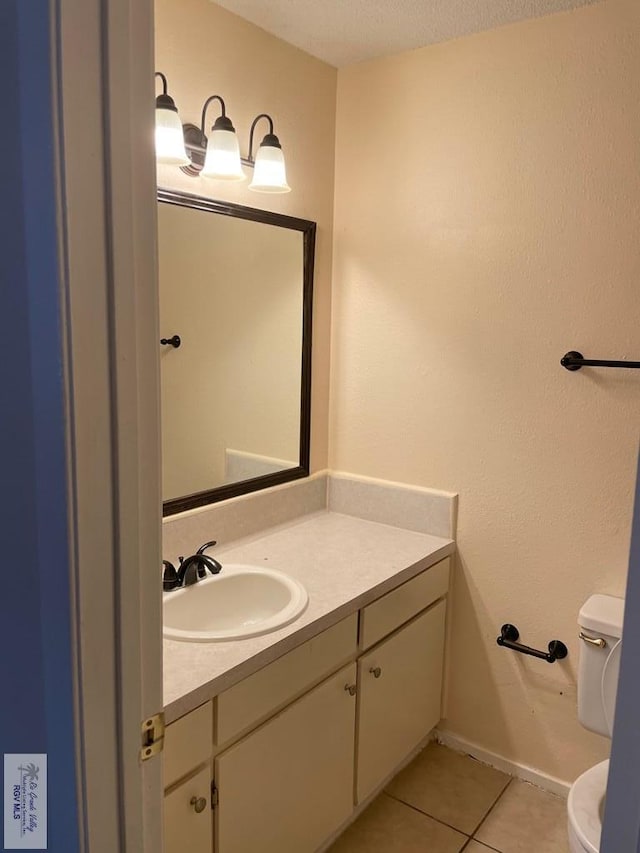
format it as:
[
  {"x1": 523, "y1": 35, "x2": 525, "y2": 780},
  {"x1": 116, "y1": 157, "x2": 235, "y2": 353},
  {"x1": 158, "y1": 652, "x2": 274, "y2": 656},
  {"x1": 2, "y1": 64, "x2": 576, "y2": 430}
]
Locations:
[
  {"x1": 382, "y1": 791, "x2": 472, "y2": 838},
  {"x1": 470, "y1": 778, "x2": 513, "y2": 840},
  {"x1": 384, "y1": 767, "x2": 513, "y2": 843},
  {"x1": 381, "y1": 743, "x2": 514, "y2": 850},
  {"x1": 462, "y1": 840, "x2": 503, "y2": 853},
  {"x1": 459, "y1": 837, "x2": 503, "y2": 852}
]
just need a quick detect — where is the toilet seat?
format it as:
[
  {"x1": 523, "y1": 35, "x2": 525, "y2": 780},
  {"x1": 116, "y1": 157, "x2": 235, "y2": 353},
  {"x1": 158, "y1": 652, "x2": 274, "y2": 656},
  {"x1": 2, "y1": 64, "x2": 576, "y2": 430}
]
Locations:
[{"x1": 568, "y1": 760, "x2": 609, "y2": 853}]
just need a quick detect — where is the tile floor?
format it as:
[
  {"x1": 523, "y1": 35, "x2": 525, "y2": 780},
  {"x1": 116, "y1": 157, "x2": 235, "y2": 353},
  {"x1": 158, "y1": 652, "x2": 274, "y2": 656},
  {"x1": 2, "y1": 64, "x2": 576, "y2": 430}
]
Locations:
[{"x1": 330, "y1": 743, "x2": 569, "y2": 853}]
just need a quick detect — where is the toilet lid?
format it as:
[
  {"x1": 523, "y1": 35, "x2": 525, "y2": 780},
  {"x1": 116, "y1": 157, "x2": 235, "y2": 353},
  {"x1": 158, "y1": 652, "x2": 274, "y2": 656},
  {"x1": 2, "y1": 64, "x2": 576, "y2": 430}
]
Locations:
[
  {"x1": 602, "y1": 640, "x2": 621, "y2": 735},
  {"x1": 568, "y1": 760, "x2": 609, "y2": 853}
]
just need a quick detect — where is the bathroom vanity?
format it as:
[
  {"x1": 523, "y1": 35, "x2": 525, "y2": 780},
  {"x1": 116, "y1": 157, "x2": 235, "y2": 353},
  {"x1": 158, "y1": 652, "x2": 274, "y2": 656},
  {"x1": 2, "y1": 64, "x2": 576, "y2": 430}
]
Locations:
[
  {"x1": 157, "y1": 190, "x2": 457, "y2": 851},
  {"x1": 161, "y1": 485, "x2": 455, "y2": 853}
]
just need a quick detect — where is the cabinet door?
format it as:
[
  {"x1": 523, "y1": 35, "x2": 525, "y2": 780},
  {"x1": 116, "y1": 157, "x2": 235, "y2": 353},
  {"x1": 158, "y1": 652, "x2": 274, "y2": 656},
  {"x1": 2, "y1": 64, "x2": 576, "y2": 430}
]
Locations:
[
  {"x1": 357, "y1": 600, "x2": 446, "y2": 803},
  {"x1": 215, "y1": 663, "x2": 357, "y2": 853},
  {"x1": 164, "y1": 765, "x2": 212, "y2": 853}
]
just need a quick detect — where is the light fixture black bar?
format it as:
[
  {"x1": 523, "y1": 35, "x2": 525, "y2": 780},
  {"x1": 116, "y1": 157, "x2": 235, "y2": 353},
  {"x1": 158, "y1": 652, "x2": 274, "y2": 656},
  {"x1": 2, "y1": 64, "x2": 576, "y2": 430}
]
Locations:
[{"x1": 561, "y1": 351, "x2": 640, "y2": 371}]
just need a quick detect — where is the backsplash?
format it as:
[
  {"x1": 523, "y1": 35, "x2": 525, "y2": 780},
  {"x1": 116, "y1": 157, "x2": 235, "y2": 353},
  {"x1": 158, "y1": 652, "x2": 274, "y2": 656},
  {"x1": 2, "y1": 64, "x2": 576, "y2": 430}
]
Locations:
[
  {"x1": 162, "y1": 471, "x2": 457, "y2": 564},
  {"x1": 162, "y1": 473, "x2": 328, "y2": 564},
  {"x1": 328, "y1": 471, "x2": 457, "y2": 539}
]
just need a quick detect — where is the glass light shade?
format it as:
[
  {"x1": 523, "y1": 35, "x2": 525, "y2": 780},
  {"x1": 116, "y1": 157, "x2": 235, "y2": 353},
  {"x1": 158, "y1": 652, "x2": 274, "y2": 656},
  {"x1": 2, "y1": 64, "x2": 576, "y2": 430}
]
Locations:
[
  {"x1": 201, "y1": 129, "x2": 245, "y2": 181},
  {"x1": 249, "y1": 145, "x2": 291, "y2": 193},
  {"x1": 155, "y1": 107, "x2": 189, "y2": 166}
]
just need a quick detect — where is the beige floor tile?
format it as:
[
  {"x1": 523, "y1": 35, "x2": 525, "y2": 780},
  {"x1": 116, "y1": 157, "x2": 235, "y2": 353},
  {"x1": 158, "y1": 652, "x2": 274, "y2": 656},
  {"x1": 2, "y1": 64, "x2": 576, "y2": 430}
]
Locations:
[
  {"x1": 464, "y1": 842, "x2": 502, "y2": 852},
  {"x1": 385, "y1": 743, "x2": 511, "y2": 834},
  {"x1": 329, "y1": 793, "x2": 468, "y2": 853},
  {"x1": 475, "y1": 780, "x2": 568, "y2": 853}
]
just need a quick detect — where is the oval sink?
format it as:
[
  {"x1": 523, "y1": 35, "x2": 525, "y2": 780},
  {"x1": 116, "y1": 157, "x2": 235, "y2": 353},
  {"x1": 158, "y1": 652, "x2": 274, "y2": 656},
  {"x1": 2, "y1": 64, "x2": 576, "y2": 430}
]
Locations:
[{"x1": 163, "y1": 564, "x2": 308, "y2": 642}]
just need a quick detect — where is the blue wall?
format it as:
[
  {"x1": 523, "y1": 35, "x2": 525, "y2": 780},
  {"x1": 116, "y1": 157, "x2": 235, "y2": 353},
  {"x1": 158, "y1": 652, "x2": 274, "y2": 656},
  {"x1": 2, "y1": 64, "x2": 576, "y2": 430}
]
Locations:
[{"x1": 0, "y1": 1, "x2": 81, "y2": 850}]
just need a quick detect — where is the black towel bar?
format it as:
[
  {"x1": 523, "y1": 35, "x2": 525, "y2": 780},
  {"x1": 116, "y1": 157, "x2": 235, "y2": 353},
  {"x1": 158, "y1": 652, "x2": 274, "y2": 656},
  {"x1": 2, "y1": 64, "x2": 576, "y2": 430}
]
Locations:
[
  {"x1": 160, "y1": 335, "x2": 181, "y2": 348},
  {"x1": 561, "y1": 351, "x2": 640, "y2": 371},
  {"x1": 497, "y1": 624, "x2": 568, "y2": 664}
]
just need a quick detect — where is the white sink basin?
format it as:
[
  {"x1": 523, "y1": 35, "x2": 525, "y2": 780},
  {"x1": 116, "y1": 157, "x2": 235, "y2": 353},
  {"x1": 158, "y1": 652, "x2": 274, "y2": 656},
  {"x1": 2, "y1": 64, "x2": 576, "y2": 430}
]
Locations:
[{"x1": 163, "y1": 564, "x2": 308, "y2": 642}]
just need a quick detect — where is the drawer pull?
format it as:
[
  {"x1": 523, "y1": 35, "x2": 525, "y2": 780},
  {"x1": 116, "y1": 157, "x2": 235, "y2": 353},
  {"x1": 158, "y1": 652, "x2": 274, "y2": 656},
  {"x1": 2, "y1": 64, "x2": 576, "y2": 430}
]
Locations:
[
  {"x1": 190, "y1": 796, "x2": 207, "y2": 814},
  {"x1": 579, "y1": 632, "x2": 607, "y2": 649},
  {"x1": 369, "y1": 667, "x2": 382, "y2": 679},
  {"x1": 344, "y1": 683, "x2": 357, "y2": 696}
]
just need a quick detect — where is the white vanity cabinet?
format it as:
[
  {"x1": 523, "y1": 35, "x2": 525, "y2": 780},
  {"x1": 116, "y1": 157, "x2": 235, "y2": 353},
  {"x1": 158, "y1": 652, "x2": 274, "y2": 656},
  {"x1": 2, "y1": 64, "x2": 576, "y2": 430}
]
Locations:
[
  {"x1": 356, "y1": 600, "x2": 446, "y2": 802},
  {"x1": 163, "y1": 703, "x2": 214, "y2": 853},
  {"x1": 215, "y1": 663, "x2": 357, "y2": 853},
  {"x1": 163, "y1": 556, "x2": 451, "y2": 853}
]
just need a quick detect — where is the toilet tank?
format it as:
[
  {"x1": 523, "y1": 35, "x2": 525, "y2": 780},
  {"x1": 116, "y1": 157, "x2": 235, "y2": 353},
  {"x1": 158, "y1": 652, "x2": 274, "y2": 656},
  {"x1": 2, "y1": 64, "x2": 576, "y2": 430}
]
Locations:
[{"x1": 578, "y1": 594, "x2": 624, "y2": 737}]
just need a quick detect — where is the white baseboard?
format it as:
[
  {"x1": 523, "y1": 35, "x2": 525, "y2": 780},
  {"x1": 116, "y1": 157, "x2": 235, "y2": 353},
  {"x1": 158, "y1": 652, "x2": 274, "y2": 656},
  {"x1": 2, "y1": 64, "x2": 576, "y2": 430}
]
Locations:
[{"x1": 435, "y1": 729, "x2": 571, "y2": 798}]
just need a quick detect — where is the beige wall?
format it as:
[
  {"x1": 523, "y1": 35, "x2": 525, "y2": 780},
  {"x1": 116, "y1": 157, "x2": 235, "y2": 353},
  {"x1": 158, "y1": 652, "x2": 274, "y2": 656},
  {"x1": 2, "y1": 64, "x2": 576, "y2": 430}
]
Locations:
[
  {"x1": 157, "y1": 0, "x2": 640, "y2": 783},
  {"x1": 332, "y1": 1, "x2": 640, "y2": 782},
  {"x1": 155, "y1": 0, "x2": 336, "y2": 473}
]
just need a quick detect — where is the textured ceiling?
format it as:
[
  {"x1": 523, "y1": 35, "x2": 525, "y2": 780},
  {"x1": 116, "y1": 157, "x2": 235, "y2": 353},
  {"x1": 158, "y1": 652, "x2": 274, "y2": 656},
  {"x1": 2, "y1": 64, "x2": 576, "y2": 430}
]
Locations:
[{"x1": 211, "y1": 0, "x2": 600, "y2": 67}]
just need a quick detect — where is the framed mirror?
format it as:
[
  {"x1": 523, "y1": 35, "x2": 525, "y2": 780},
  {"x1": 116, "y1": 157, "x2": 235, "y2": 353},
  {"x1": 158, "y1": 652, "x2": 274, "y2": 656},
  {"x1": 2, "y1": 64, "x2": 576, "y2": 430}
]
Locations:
[{"x1": 158, "y1": 189, "x2": 315, "y2": 516}]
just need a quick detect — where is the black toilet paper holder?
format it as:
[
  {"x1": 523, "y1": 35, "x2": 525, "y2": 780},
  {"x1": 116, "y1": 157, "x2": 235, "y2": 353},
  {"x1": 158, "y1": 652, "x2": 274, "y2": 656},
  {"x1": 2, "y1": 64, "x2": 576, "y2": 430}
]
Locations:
[{"x1": 497, "y1": 624, "x2": 568, "y2": 664}]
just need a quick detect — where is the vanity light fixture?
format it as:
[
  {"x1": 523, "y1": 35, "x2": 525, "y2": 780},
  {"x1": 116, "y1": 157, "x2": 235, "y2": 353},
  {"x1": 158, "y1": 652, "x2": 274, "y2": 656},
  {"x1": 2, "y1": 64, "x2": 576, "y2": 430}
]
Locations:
[
  {"x1": 154, "y1": 72, "x2": 292, "y2": 192},
  {"x1": 154, "y1": 73, "x2": 190, "y2": 166},
  {"x1": 245, "y1": 114, "x2": 291, "y2": 194}
]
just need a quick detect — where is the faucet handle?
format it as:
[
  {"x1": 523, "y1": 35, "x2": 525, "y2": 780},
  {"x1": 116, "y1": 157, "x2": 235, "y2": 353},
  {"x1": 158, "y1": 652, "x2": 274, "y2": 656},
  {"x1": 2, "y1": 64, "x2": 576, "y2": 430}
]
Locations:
[{"x1": 162, "y1": 560, "x2": 179, "y2": 591}]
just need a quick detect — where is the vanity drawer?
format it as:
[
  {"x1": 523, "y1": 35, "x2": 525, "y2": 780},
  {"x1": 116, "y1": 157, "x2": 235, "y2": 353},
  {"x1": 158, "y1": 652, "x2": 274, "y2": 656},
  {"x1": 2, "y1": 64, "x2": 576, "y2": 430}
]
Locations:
[
  {"x1": 215, "y1": 613, "x2": 358, "y2": 745},
  {"x1": 359, "y1": 557, "x2": 450, "y2": 650},
  {"x1": 164, "y1": 702, "x2": 213, "y2": 789}
]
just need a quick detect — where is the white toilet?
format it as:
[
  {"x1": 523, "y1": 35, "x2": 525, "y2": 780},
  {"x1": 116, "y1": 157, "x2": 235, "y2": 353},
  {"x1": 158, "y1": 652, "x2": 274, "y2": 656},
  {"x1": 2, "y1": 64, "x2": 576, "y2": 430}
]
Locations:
[{"x1": 567, "y1": 594, "x2": 624, "y2": 853}]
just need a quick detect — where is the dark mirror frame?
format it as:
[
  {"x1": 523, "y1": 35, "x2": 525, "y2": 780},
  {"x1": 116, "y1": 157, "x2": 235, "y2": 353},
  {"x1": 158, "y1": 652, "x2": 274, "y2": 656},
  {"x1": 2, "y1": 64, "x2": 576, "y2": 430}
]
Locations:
[{"x1": 158, "y1": 188, "x2": 315, "y2": 517}]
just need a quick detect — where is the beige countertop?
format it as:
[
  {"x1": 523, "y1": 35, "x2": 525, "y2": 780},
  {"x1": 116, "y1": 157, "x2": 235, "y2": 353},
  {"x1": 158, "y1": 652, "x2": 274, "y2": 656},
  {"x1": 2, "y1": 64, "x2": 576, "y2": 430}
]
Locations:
[{"x1": 163, "y1": 509, "x2": 454, "y2": 723}]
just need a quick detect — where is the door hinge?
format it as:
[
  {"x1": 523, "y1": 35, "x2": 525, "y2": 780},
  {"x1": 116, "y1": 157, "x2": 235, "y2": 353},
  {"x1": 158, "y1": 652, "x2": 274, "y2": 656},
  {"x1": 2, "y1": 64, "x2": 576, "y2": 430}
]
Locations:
[
  {"x1": 140, "y1": 712, "x2": 165, "y2": 761},
  {"x1": 211, "y1": 780, "x2": 218, "y2": 809}
]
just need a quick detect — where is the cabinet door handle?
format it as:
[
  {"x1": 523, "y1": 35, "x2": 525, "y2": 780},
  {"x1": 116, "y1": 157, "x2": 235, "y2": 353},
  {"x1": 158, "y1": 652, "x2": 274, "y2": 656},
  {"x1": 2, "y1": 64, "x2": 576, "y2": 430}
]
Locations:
[
  {"x1": 344, "y1": 683, "x2": 357, "y2": 696},
  {"x1": 369, "y1": 666, "x2": 382, "y2": 679},
  {"x1": 190, "y1": 796, "x2": 207, "y2": 814}
]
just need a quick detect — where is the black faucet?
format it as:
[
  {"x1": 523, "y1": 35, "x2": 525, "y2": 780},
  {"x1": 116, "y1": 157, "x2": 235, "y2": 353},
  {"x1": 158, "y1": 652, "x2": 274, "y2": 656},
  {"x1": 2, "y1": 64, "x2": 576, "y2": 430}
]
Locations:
[{"x1": 163, "y1": 540, "x2": 223, "y2": 591}]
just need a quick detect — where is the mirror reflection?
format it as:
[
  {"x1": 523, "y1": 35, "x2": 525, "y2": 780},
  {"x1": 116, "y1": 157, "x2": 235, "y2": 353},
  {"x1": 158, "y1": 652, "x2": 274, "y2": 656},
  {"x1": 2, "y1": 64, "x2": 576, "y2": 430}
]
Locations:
[{"x1": 158, "y1": 191, "x2": 314, "y2": 514}]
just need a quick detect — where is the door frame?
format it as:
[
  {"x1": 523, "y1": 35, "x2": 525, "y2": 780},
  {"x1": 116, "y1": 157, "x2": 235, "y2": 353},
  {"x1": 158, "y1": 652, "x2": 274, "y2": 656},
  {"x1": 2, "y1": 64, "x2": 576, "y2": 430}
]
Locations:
[
  {"x1": 56, "y1": 0, "x2": 163, "y2": 849},
  {"x1": 601, "y1": 449, "x2": 640, "y2": 852}
]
